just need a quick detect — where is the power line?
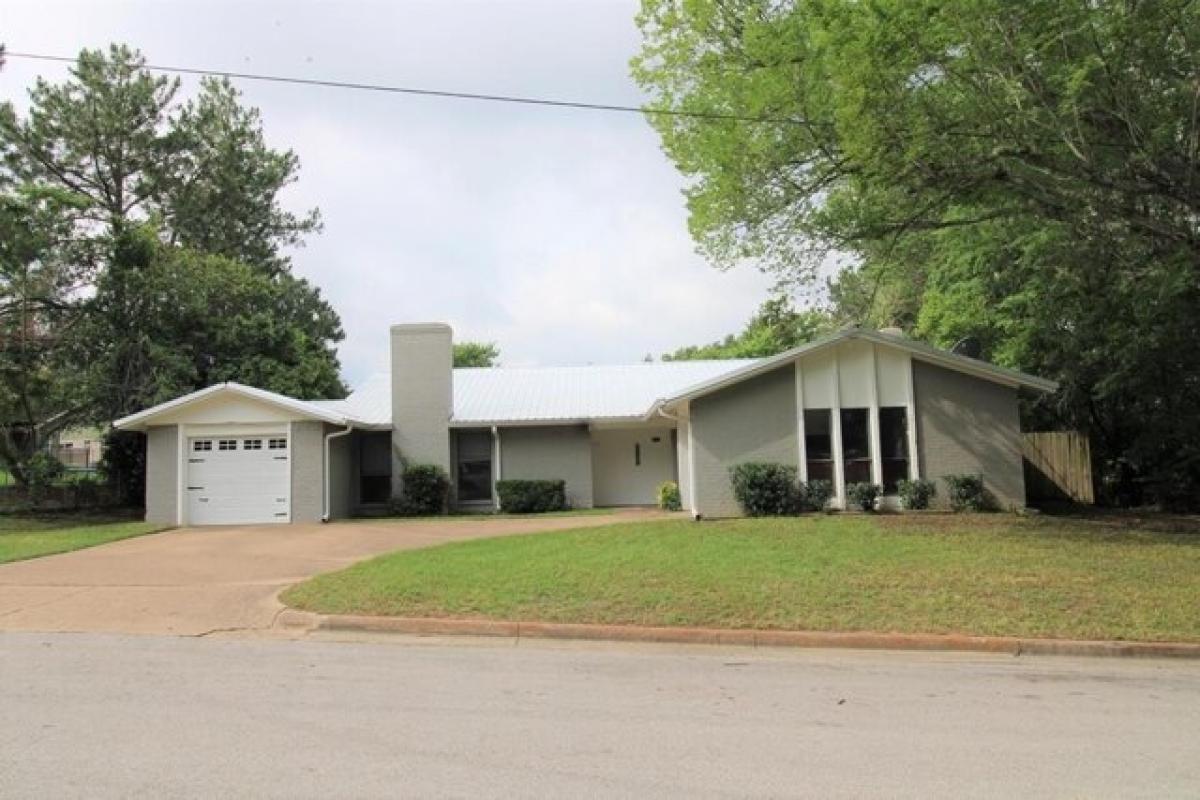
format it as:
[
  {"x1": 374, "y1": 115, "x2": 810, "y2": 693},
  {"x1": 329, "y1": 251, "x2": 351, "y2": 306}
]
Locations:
[{"x1": 4, "y1": 50, "x2": 801, "y2": 127}]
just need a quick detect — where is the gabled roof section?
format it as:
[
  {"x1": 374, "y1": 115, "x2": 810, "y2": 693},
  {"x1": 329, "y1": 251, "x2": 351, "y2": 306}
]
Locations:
[
  {"x1": 651, "y1": 328, "x2": 1058, "y2": 413},
  {"x1": 113, "y1": 382, "x2": 355, "y2": 431}
]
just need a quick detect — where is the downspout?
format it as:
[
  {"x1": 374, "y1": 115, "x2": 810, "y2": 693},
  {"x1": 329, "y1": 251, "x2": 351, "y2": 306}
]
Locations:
[
  {"x1": 491, "y1": 425, "x2": 501, "y2": 510},
  {"x1": 322, "y1": 423, "x2": 354, "y2": 523}
]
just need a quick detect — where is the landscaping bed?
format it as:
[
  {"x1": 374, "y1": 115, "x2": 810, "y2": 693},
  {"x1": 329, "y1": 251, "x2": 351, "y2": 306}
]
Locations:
[
  {"x1": 0, "y1": 513, "x2": 166, "y2": 564},
  {"x1": 283, "y1": 513, "x2": 1200, "y2": 643}
]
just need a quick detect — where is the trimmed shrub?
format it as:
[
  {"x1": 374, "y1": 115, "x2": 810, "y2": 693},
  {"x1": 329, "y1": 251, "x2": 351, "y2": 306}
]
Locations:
[
  {"x1": 846, "y1": 482, "x2": 882, "y2": 512},
  {"x1": 800, "y1": 479, "x2": 833, "y2": 512},
  {"x1": 496, "y1": 479, "x2": 567, "y2": 513},
  {"x1": 729, "y1": 462, "x2": 800, "y2": 516},
  {"x1": 393, "y1": 464, "x2": 450, "y2": 516},
  {"x1": 657, "y1": 480, "x2": 682, "y2": 512},
  {"x1": 896, "y1": 478, "x2": 937, "y2": 510},
  {"x1": 944, "y1": 473, "x2": 987, "y2": 512}
]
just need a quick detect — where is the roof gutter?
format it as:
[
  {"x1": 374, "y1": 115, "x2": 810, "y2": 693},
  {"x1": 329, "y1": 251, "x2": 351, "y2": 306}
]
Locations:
[{"x1": 322, "y1": 423, "x2": 354, "y2": 523}]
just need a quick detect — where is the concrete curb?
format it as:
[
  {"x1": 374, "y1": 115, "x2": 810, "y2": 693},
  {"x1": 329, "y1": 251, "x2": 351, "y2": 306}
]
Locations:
[{"x1": 281, "y1": 611, "x2": 1200, "y2": 659}]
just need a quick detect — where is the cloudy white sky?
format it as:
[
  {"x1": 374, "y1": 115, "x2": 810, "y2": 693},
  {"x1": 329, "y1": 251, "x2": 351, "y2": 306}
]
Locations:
[{"x1": 2, "y1": 0, "x2": 777, "y2": 383}]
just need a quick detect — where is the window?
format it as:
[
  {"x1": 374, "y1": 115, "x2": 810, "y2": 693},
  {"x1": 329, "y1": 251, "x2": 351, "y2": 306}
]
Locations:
[
  {"x1": 193, "y1": 440, "x2": 213, "y2": 452},
  {"x1": 268, "y1": 438, "x2": 287, "y2": 450},
  {"x1": 454, "y1": 430, "x2": 493, "y2": 503},
  {"x1": 804, "y1": 409, "x2": 834, "y2": 483},
  {"x1": 878, "y1": 407, "x2": 909, "y2": 493},
  {"x1": 243, "y1": 439, "x2": 263, "y2": 450},
  {"x1": 634, "y1": 443, "x2": 642, "y2": 467},
  {"x1": 218, "y1": 439, "x2": 237, "y2": 451},
  {"x1": 359, "y1": 432, "x2": 392, "y2": 504},
  {"x1": 840, "y1": 408, "x2": 872, "y2": 486}
]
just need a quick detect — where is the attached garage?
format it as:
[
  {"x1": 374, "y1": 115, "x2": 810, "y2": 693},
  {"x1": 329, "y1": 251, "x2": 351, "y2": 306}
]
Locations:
[
  {"x1": 186, "y1": 435, "x2": 290, "y2": 525},
  {"x1": 116, "y1": 383, "x2": 366, "y2": 527}
]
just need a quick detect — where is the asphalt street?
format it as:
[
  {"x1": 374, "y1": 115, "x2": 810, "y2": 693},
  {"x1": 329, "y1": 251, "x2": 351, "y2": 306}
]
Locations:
[{"x1": 1, "y1": 632, "x2": 1197, "y2": 798}]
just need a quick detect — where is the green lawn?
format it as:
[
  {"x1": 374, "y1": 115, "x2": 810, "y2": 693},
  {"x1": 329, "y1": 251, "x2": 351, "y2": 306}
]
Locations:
[
  {"x1": 0, "y1": 514, "x2": 166, "y2": 564},
  {"x1": 284, "y1": 513, "x2": 1200, "y2": 643},
  {"x1": 347, "y1": 507, "x2": 627, "y2": 524}
]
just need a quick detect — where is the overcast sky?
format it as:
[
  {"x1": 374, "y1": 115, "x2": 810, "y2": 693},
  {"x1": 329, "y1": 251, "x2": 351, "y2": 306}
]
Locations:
[{"x1": 2, "y1": 0, "x2": 776, "y2": 383}]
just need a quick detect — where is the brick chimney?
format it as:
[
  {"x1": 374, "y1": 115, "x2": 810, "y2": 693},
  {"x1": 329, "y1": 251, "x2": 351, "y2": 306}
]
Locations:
[{"x1": 390, "y1": 323, "x2": 452, "y2": 491}]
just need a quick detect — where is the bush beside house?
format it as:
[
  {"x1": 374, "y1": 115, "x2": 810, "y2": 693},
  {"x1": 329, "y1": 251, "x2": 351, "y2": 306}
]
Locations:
[
  {"x1": 657, "y1": 480, "x2": 682, "y2": 512},
  {"x1": 846, "y1": 482, "x2": 882, "y2": 512},
  {"x1": 944, "y1": 474, "x2": 989, "y2": 512},
  {"x1": 728, "y1": 463, "x2": 991, "y2": 516},
  {"x1": 801, "y1": 479, "x2": 833, "y2": 512},
  {"x1": 393, "y1": 464, "x2": 451, "y2": 516},
  {"x1": 496, "y1": 479, "x2": 567, "y2": 513},
  {"x1": 896, "y1": 478, "x2": 937, "y2": 510},
  {"x1": 730, "y1": 463, "x2": 801, "y2": 516}
]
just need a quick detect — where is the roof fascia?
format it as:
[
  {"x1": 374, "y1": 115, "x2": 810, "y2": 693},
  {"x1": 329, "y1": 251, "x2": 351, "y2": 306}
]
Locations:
[{"x1": 113, "y1": 383, "x2": 350, "y2": 431}]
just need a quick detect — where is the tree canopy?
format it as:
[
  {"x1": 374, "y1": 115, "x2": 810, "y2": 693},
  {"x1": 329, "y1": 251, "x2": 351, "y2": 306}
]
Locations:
[
  {"x1": 635, "y1": 0, "x2": 1200, "y2": 506},
  {"x1": 0, "y1": 45, "x2": 344, "y2": 486},
  {"x1": 453, "y1": 341, "x2": 500, "y2": 368},
  {"x1": 664, "y1": 296, "x2": 831, "y2": 360}
]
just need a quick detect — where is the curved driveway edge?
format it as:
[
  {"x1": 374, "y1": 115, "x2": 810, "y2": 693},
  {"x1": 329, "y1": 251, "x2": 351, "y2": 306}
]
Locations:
[
  {"x1": 285, "y1": 612, "x2": 1200, "y2": 659},
  {"x1": 0, "y1": 510, "x2": 666, "y2": 636}
]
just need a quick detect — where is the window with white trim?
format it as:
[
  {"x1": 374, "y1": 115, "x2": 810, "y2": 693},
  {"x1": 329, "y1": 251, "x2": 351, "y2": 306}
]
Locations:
[
  {"x1": 218, "y1": 439, "x2": 237, "y2": 451},
  {"x1": 243, "y1": 439, "x2": 263, "y2": 450},
  {"x1": 804, "y1": 410, "x2": 834, "y2": 483},
  {"x1": 193, "y1": 440, "x2": 213, "y2": 452},
  {"x1": 878, "y1": 407, "x2": 909, "y2": 493},
  {"x1": 840, "y1": 408, "x2": 872, "y2": 486},
  {"x1": 268, "y1": 438, "x2": 287, "y2": 450}
]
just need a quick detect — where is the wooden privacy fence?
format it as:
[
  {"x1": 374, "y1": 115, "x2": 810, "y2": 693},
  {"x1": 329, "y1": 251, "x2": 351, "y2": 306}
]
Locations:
[{"x1": 1021, "y1": 431, "x2": 1094, "y2": 505}]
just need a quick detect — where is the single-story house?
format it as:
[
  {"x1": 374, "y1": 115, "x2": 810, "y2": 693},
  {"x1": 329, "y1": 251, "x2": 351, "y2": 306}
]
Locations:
[{"x1": 114, "y1": 323, "x2": 1057, "y2": 526}]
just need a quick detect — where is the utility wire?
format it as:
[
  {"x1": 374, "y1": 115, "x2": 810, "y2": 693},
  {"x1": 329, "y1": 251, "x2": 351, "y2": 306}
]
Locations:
[{"x1": 4, "y1": 50, "x2": 802, "y2": 127}]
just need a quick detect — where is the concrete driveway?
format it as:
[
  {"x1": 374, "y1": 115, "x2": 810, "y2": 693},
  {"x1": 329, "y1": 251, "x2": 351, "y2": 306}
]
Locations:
[{"x1": 0, "y1": 510, "x2": 660, "y2": 636}]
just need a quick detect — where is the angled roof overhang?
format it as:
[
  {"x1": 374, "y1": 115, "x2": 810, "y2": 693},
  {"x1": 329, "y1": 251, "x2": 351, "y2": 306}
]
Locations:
[
  {"x1": 646, "y1": 328, "x2": 1058, "y2": 418},
  {"x1": 113, "y1": 382, "x2": 356, "y2": 432}
]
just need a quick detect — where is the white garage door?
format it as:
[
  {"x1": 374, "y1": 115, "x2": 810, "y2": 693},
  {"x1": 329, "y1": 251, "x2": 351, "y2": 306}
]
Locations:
[{"x1": 186, "y1": 436, "x2": 290, "y2": 525}]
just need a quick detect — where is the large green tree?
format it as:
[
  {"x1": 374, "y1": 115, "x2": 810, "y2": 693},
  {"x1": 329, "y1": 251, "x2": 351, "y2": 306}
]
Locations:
[
  {"x1": 0, "y1": 186, "x2": 89, "y2": 483},
  {"x1": 635, "y1": 0, "x2": 1200, "y2": 506},
  {"x1": 0, "y1": 45, "x2": 343, "y2": 485}
]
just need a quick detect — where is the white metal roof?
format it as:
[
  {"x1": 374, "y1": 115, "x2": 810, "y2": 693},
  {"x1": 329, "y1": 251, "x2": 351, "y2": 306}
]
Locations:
[
  {"x1": 116, "y1": 331, "x2": 1056, "y2": 432},
  {"x1": 450, "y1": 361, "x2": 757, "y2": 424},
  {"x1": 330, "y1": 361, "x2": 757, "y2": 427}
]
